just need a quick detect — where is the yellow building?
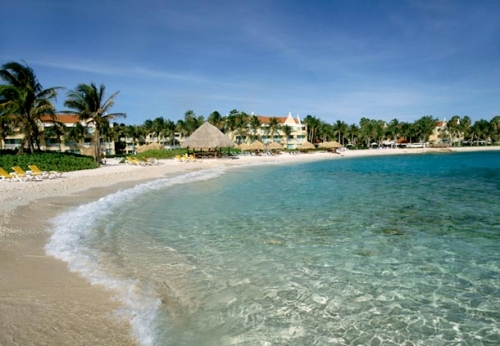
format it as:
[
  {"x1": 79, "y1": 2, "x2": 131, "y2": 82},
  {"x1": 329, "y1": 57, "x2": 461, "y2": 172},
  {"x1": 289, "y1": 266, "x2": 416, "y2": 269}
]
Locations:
[
  {"x1": 1, "y1": 114, "x2": 117, "y2": 155},
  {"x1": 225, "y1": 112, "x2": 308, "y2": 149}
]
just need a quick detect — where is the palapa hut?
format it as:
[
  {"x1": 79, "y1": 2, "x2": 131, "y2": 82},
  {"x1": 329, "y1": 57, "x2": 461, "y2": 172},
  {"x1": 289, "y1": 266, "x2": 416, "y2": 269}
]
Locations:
[
  {"x1": 247, "y1": 140, "x2": 267, "y2": 152},
  {"x1": 267, "y1": 142, "x2": 283, "y2": 150},
  {"x1": 181, "y1": 122, "x2": 235, "y2": 157},
  {"x1": 239, "y1": 143, "x2": 250, "y2": 151},
  {"x1": 136, "y1": 142, "x2": 164, "y2": 153},
  {"x1": 299, "y1": 141, "x2": 315, "y2": 150},
  {"x1": 319, "y1": 141, "x2": 343, "y2": 149}
]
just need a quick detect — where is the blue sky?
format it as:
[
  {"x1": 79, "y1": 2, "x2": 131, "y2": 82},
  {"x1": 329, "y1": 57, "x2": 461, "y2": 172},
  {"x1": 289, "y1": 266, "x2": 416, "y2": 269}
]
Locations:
[{"x1": 2, "y1": 0, "x2": 499, "y2": 125}]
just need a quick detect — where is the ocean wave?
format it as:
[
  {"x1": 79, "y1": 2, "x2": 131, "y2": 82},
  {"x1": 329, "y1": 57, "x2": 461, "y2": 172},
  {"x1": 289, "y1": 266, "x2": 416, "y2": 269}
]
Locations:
[{"x1": 45, "y1": 167, "x2": 227, "y2": 346}]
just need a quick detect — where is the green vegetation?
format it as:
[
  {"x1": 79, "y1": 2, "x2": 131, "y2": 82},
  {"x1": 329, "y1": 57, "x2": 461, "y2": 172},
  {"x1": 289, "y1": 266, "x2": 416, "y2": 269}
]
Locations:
[
  {"x1": 0, "y1": 151, "x2": 98, "y2": 172},
  {"x1": 65, "y1": 83, "x2": 126, "y2": 165}
]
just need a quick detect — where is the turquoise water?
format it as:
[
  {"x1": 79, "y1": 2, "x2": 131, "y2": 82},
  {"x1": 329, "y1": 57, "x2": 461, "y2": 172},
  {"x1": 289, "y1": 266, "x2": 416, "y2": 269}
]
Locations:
[{"x1": 47, "y1": 152, "x2": 500, "y2": 346}]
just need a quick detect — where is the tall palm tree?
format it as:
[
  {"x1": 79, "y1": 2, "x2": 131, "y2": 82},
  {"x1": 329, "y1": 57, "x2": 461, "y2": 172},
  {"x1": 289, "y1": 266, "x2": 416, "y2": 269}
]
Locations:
[
  {"x1": 64, "y1": 83, "x2": 125, "y2": 164},
  {"x1": 281, "y1": 125, "x2": 293, "y2": 148},
  {"x1": 303, "y1": 115, "x2": 320, "y2": 143},
  {"x1": 0, "y1": 61, "x2": 61, "y2": 154},
  {"x1": 332, "y1": 120, "x2": 348, "y2": 145},
  {"x1": 266, "y1": 117, "x2": 281, "y2": 143},
  {"x1": 249, "y1": 115, "x2": 262, "y2": 141},
  {"x1": 346, "y1": 123, "x2": 359, "y2": 147},
  {"x1": 489, "y1": 115, "x2": 500, "y2": 143}
]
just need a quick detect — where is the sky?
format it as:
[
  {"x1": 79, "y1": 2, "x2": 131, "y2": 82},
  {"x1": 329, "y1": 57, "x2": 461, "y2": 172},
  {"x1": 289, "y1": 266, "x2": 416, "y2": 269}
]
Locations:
[{"x1": 2, "y1": 0, "x2": 500, "y2": 125}]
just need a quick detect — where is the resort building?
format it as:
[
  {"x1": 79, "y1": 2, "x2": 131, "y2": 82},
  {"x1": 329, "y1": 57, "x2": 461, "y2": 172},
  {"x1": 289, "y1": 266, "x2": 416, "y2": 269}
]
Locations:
[
  {"x1": 225, "y1": 112, "x2": 308, "y2": 149},
  {"x1": 1, "y1": 114, "x2": 117, "y2": 155}
]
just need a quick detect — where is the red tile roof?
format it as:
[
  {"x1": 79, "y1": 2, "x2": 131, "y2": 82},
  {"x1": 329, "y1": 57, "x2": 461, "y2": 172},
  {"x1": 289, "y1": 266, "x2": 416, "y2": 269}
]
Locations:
[
  {"x1": 40, "y1": 114, "x2": 80, "y2": 124},
  {"x1": 256, "y1": 116, "x2": 298, "y2": 124}
]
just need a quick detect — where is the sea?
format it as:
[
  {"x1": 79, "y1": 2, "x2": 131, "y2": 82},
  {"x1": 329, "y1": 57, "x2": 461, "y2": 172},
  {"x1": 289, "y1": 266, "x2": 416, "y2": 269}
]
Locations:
[{"x1": 46, "y1": 151, "x2": 500, "y2": 346}]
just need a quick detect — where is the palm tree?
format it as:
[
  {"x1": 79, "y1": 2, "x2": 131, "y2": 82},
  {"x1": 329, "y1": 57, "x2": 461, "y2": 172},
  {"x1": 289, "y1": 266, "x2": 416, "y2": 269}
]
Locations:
[
  {"x1": 447, "y1": 115, "x2": 461, "y2": 146},
  {"x1": 43, "y1": 120, "x2": 66, "y2": 152},
  {"x1": 208, "y1": 111, "x2": 225, "y2": 131},
  {"x1": 332, "y1": 120, "x2": 348, "y2": 145},
  {"x1": 249, "y1": 115, "x2": 261, "y2": 141},
  {"x1": 65, "y1": 122, "x2": 86, "y2": 153},
  {"x1": 281, "y1": 125, "x2": 293, "y2": 148},
  {"x1": 414, "y1": 115, "x2": 438, "y2": 146},
  {"x1": 303, "y1": 115, "x2": 321, "y2": 143},
  {"x1": 346, "y1": 123, "x2": 359, "y2": 147},
  {"x1": 64, "y1": 83, "x2": 126, "y2": 164},
  {"x1": 0, "y1": 61, "x2": 61, "y2": 154},
  {"x1": 490, "y1": 115, "x2": 500, "y2": 143},
  {"x1": 266, "y1": 117, "x2": 281, "y2": 143},
  {"x1": 0, "y1": 111, "x2": 14, "y2": 149}
]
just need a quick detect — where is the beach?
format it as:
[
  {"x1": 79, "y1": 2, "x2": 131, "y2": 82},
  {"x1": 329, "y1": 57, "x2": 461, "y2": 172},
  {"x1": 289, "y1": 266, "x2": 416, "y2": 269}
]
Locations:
[{"x1": 1, "y1": 146, "x2": 498, "y2": 345}]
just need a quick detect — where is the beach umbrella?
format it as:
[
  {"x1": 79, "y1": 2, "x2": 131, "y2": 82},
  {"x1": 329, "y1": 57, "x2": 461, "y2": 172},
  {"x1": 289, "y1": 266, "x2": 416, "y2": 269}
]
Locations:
[
  {"x1": 319, "y1": 141, "x2": 343, "y2": 149},
  {"x1": 299, "y1": 141, "x2": 315, "y2": 150},
  {"x1": 267, "y1": 142, "x2": 283, "y2": 150},
  {"x1": 247, "y1": 140, "x2": 267, "y2": 151},
  {"x1": 136, "y1": 142, "x2": 164, "y2": 153},
  {"x1": 239, "y1": 143, "x2": 250, "y2": 151},
  {"x1": 181, "y1": 122, "x2": 235, "y2": 149}
]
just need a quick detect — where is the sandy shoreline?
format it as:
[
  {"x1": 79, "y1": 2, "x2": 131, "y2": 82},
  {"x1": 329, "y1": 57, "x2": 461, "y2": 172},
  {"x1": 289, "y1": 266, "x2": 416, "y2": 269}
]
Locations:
[{"x1": 0, "y1": 146, "x2": 498, "y2": 345}]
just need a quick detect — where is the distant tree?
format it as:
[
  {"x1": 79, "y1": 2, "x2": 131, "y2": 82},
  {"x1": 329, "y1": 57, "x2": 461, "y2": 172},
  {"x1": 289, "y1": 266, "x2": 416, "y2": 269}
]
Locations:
[
  {"x1": 447, "y1": 115, "x2": 462, "y2": 146},
  {"x1": 266, "y1": 117, "x2": 281, "y2": 142},
  {"x1": 64, "y1": 83, "x2": 126, "y2": 164},
  {"x1": 43, "y1": 120, "x2": 66, "y2": 152},
  {"x1": 414, "y1": 115, "x2": 438, "y2": 146},
  {"x1": 208, "y1": 111, "x2": 224, "y2": 131},
  {"x1": 0, "y1": 111, "x2": 14, "y2": 149},
  {"x1": 346, "y1": 123, "x2": 359, "y2": 147},
  {"x1": 65, "y1": 122, "x2": 86, "y2": 152},
  {"x1": 249, "y1": 115, "x2": 261, "y2": 141},
  {"x1": 303, "y1": 115, "x2": 321, "y2": 143},
  {"x1": 490, "y1": 115, "x2": 500, "y2": 143},
  {"x1": 282, "y1": 125, "x2": 293, "y2": 147},
  {"x1": 0, "y1": 61, "x2": 61, "y2": 154},
  {"x1": 332, "y1": 120, "x2": 348, "y2": 144}
]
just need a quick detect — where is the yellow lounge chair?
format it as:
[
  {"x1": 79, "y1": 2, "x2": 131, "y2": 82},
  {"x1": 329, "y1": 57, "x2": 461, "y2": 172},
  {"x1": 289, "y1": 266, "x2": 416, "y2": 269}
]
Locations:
[
  {"x1": 12, "y1": 166, "x2": 43, "y2": 181},
  {"x1": 126, "y1": 156, "x2": 139, "y2": 165},
  {"x1": 28, "y1": 165, "x2": 62, "y2": 179},
  {"x1": 189, "y1": 154, "x2": 201, "y2": 163},
  {"x1": 0, "y1": 167, "x2": 20, "y2": 182}
]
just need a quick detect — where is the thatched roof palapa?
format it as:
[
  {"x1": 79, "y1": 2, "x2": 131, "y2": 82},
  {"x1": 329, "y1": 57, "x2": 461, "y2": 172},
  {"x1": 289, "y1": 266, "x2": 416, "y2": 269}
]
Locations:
[
  {"x1": 319, "y1": 141, "x2": 343, "y2": 149},
  {"x1": 181, "y1": 122, "x2": 235, "y2": 149},
  {"x1": 267, "y1": 142, "x2": 283, "y2": 150},
  {"x1": 136, "y1": 142, "x2": 164, "y2": 153},
  {"x1": 299, "y1": 141, "x2": 315, "y2": 150},
  {"x1": 247, "y1": 140, "x2": 267, "y2": 151},
  {"x1": 239, "y1": 143, "x2": 250, "y2": 151}
]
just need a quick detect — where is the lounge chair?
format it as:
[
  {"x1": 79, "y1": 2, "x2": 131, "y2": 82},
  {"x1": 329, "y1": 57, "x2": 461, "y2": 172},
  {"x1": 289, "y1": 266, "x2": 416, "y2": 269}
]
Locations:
[
  {"x1": 12, "y1": 166, "x2": 43, "y2": 181},
  {"x1": 188, "y1": 154, "x2": 201, "y2": 163},
  {"x1": 0, "y1": 167, "x2": 20, "y2": 182},
  {"x1": 126, "y1": 156, "x2": 139, "y2": 165},
  {"x1": 28, "y1": 165, "x2": 63, "y2": 179}
]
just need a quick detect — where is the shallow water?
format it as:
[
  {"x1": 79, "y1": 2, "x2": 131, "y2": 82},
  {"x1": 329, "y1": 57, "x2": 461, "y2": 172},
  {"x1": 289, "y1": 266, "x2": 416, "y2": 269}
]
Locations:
[{"x1": 47, "y1": 152, "x2": 500, "y2": 346}]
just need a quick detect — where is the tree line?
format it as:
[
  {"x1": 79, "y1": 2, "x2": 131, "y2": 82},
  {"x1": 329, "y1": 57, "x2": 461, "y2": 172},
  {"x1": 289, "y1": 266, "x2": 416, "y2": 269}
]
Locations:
[{"x1": 1, "y1": 60, "x2": 499, "y2": 163}]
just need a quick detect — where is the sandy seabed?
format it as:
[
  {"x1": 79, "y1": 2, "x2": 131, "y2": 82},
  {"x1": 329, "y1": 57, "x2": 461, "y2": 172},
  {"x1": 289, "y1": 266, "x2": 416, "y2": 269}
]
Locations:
[{"x1": 0, "y1": 146, "x2": 498, "y2": 345}]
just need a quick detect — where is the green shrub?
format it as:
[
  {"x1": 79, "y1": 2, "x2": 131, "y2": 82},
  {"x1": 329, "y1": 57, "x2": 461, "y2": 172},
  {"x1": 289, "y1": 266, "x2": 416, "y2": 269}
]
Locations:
[
  {"x1": 0, "y1": 152, "x2": 99, "y2": 172},
  {"x1": 136, "y1": 148, "x2": 187, "y2": 160}
]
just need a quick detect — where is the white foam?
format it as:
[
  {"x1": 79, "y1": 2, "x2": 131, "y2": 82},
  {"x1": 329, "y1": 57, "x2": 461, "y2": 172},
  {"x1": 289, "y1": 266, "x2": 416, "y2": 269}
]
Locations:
[{"x1": 45, "y1": 167, "x2": 226, "y2": 346}]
